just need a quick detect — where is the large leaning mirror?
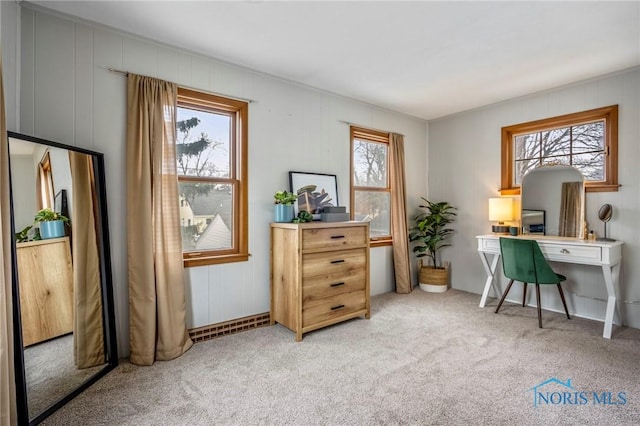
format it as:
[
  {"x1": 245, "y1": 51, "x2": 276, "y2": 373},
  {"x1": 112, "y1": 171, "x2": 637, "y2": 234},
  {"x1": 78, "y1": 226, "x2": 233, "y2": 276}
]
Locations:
[
  {"x1": 520, "y1": 165, "x2": 585, "y2": 238},
  {"x1": 8, "y1": 131, "x2": 118, "y2": 425}
]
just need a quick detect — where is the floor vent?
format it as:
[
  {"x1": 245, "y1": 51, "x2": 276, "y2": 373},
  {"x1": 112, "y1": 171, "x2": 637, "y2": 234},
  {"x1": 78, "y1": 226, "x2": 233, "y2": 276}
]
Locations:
[{"x1": 188, "y1": 312, "x2": 271, "y2": 343}]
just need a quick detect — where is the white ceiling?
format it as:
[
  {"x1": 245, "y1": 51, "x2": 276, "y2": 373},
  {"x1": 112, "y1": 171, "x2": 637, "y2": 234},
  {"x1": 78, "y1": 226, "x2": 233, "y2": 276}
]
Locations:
[{"x1": 28, "y1": 1, "x2": 640, "y2": 120}]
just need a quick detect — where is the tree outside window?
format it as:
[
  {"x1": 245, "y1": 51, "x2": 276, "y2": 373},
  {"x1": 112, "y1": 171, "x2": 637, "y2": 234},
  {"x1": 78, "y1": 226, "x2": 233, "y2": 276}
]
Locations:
[
  {"x1": 351, "y1": 127, "x2": 392, "y2": 244},
  {"x1": 501, "y1": 105, "x2": 618, "y2": 194},
  {"x1": 176, "y1": 88, "x2": 248, "y2": 266}
]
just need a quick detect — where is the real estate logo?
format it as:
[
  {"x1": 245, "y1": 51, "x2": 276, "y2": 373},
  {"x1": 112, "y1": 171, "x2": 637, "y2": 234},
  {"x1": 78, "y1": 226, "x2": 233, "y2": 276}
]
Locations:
[{"x1": 529, "y1": 378, "x2": 628, "y2": 408}]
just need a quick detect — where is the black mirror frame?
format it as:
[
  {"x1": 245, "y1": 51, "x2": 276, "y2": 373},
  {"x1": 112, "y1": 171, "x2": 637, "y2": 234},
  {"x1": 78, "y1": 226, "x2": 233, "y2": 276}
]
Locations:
[{"x1": 7, "y1": 131, "x2": 118, "y2": 425}]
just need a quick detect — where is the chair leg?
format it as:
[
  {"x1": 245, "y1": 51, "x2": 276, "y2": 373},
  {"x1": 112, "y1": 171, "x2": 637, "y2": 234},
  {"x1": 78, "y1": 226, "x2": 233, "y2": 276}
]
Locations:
[
  {"x1": 535, "y1": 284, "x2": 542, "y2": 328},
  {"x1": 522, "y1": 283, "x2": 527, "y2": 307},
  {"x1": 557, "y1": 284, "x2": 571, "y2": 319},
  {"x1": 495, "y1": 279, "x2": 515, "y2": 314}
]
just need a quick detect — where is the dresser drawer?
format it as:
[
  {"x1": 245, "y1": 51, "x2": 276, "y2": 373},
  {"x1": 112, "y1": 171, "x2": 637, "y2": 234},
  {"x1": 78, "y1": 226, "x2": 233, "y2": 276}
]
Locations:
[
  {"x1": 302, "y1": 226, "x2": 367, "y2": 251},
  {"x1": 302, "y1": 248, "x2": 367, "y2": 278},
  {"x1": 303, "y1": 269, "x2": 366, "y2": 303},
  {"x1": 541, "y1": 244, "x2": 602, "y2": 262},
  {"x1": 302, "y1": 290, "x2": 366, "y2": 327}
]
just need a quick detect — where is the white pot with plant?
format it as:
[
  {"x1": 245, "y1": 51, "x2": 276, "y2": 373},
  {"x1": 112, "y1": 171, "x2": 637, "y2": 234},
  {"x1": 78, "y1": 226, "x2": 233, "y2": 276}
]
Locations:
[
  {"x1": 273, "y1": 190, "x2": 297, "y2": 223},
  {"x1": 409, "y1": 199, "x2": 457, "y2": 292}
]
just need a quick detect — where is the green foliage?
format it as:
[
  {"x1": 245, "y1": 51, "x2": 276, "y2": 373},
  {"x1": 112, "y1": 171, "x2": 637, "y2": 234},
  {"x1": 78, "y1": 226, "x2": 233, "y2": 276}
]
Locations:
[
  {"x1": 34, "y1": 208, "x2": 69, "y2": 223},
  {"x1": 408, "y1": 198, "x2": 456, "y2": 269},
  {"x1": 273, "y1": 190, "x2": 298, "y2": 205},
  {"x1": 176, "y1": 116, "x2": 224, "y2": 207},
  {"x1": 292, "y1": 210, "x2": 313, "y2": 223},
  {"x1": 15, "y1": 225, "x2": 38, "y2": 243}
]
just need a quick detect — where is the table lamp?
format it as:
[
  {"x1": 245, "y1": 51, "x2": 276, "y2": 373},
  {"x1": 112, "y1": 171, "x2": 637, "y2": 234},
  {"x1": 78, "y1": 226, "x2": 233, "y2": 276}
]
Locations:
[{"x1": 489, "y1": 197, "x2": 513, "y2": 233}]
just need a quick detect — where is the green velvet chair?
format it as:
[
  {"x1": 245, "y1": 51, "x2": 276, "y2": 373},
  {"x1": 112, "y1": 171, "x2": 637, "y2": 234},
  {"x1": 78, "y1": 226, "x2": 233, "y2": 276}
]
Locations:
[{"x1": 495, "y1": 237, "x2": 571, "y2": 328}]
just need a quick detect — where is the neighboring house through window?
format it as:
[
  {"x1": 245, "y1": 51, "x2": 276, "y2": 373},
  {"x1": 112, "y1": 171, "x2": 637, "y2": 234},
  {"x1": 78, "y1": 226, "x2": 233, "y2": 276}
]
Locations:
[
  {"x1": 501, "y1": 105, "x2": 618, "y2": 194},
  {"x1": 350, "y1": 126, "x2": 392, "y2": 246},
  {"x1": 176, "y1": 88, "x2": 248, "y2": 266}
]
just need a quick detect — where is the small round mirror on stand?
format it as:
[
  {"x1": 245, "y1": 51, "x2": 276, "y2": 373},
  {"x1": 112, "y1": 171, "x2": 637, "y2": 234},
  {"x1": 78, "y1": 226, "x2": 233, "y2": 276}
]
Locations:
[{"x1": 596, "y1": 203, "x2": 616, "y2": 242}]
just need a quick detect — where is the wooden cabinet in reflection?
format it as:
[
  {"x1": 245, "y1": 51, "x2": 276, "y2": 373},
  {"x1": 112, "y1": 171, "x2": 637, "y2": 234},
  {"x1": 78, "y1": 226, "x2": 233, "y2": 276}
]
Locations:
[{"x1": 16, "y1": 237, "x2": 73, "y2": 347}]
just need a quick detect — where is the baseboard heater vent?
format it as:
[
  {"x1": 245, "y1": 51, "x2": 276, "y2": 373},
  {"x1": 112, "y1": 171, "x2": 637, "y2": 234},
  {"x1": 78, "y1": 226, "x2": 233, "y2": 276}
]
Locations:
[{"x1": 188, "y1": 312, "x2": 271, "y2": 343}]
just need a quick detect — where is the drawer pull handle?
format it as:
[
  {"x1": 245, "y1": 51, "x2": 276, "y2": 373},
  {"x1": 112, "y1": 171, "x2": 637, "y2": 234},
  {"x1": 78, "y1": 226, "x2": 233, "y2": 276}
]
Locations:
[
  {"x1": 330, "y1": 282, "x2": 345, "y2": 287},
  {"x1": 560, "y1": 248, "x2": 570, "y2": 254},
  {"x1": 330, "y1": 259, "x2": 345, "y2": 264},
  {"x1": 331, "y1": 304, "x2": 345, "y2": 311},
  {"x1": 330, "y1": 235, "x2": 345, "y2": 239}
]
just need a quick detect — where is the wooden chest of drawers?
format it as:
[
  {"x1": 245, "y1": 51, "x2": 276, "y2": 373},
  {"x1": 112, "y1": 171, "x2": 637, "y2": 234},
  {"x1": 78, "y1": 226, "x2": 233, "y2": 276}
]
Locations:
[
  {"x1": 16, "y1": 237, "x2": 74, "y2": 346},
  {"x1": 270, "y1": 221, "x2": 370, "y2": 341}
]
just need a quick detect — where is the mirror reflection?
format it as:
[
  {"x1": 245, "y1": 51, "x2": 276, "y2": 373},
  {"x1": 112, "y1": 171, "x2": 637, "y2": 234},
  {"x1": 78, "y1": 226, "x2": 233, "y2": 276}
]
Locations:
[
  {"x1": 521, "y1": 165, "x2": 585, "y2": 238},
  {"x1": 9, "y1": 132, "x2": 117, "y2": 423}
]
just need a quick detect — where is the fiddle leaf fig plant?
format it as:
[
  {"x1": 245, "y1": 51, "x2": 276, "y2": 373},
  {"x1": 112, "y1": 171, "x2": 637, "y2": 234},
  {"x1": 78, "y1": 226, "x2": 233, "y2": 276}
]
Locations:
[{"x1": 409, "y1": 198, "x2": 457, "y2": 269}]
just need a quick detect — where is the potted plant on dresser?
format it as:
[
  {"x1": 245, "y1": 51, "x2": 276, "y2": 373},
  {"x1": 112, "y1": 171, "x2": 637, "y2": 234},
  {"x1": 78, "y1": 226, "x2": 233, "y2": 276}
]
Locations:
[
  {"x1": 409, "y1": 198, "x2": 457, "y2": 292},
  {"x1": 273, "y1": 190, "x2": 298, "y2": 223},
  {"x1": 34, "y1": 208, "x2": 69, "y2": 239}
]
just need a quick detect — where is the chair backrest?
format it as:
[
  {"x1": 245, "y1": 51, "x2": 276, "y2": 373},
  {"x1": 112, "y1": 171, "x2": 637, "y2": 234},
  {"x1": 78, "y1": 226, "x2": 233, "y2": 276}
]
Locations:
[{"x1": 499, "y1": 237, "x2": 561, "y2": 284}]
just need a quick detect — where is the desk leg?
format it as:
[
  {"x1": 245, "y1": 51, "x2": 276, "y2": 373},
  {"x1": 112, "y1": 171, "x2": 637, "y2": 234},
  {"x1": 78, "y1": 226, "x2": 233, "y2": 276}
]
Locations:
[
  {"x1": 601, "y1": 263, "x2": 621, "y2": 339},
  {"x1": 479, "y1": 252, "x2": 501, "y2": 308}
]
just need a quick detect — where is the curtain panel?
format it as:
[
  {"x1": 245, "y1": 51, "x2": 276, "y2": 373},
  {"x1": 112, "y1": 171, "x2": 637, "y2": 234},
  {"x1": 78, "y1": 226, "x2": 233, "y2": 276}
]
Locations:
[
  {"x1": 69, "y1": 152, "x2": 105, "y2": 368},
  {"x1": 126, "y1": 74, "x2": 193, "y2": 366},
  {"x1": 389, "y1": 133, "x2": 412, "y2": 293},
  {"x1": 559, "y1": 181, "x2": 583, "y2": 238},
  {"x1": 0, "y1": 55, "x2": 18, "y2": 425}
]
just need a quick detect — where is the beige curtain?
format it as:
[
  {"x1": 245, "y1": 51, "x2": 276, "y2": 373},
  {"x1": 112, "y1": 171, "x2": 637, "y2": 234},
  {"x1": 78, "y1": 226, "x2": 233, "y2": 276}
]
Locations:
[
  {"x1": 559, "y1": 181, "x2": 583, "y2": 238},
  {"x1": 0, "y1": 55, "x2": 18, "y2": 425},
  {"x1": 126, "y1": 74, "x2": 193, "y2": 365},
  {"x1": 69, "y1": 151, "x2": 105, "y2": 368},
  {"x1": 35, "y1": 153, "x2": 53, "y2": 210},
  {"x1": 389, "y1": 133, "x2": 412, "y2": 293}
]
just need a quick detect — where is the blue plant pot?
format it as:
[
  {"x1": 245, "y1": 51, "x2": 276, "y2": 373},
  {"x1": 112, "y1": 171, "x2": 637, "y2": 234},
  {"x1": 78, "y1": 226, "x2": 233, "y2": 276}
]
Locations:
[
  {"x1": 40, "y1": 220, "x2": 65, "y2": 239},
  {"x1": 274, "y1": 204, "x2": 294, "y2": 223}
]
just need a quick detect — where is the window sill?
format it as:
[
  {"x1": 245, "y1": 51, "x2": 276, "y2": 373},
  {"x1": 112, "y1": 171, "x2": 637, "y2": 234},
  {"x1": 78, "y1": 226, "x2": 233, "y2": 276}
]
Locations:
[
  {"x1": 370, "y1": 239, "x2": 392, "y2": 248},
  {"x1": 184, "y1": 253, "x2": 249, "y2": 268},
  {"x1": 501, "y1": 183, "x2": 620, "y2": 195}
]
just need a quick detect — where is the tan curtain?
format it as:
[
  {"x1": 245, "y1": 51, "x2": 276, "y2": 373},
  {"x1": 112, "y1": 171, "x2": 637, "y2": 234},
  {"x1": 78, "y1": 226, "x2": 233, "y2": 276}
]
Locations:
[
  {"x1": 389, "y1": 133, "x2": 412, "y2": 293},
  {"x1": 35, "y1": 153, "x2": 54, "y2": 210},
  {"x1": 69, "y1": 151, "x2": 105, "y2": 368},
  {"x1": 0, "y1": 55, "x2": 18, "y2": 425},
  {"x1": 559, "y1": 181, "x2": 583, "y2": 238},
  {"x1": 126, "y1": 74, "x2": 193, "y2": 365}
]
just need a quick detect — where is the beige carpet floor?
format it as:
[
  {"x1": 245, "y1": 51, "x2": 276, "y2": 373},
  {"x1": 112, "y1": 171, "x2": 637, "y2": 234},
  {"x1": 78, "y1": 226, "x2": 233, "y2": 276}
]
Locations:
[
  {"x1": 42, "y1": 289, "x2": 640, "y2": 425},
  {"x1": 24, "y1": 334, "x2": 105, "y2": 419}
]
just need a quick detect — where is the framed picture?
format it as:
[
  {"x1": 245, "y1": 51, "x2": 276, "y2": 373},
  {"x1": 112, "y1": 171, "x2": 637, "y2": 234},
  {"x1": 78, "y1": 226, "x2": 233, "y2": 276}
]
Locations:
[{"x1": 289, "y1": 171, "x2": 339, "y2": 218}]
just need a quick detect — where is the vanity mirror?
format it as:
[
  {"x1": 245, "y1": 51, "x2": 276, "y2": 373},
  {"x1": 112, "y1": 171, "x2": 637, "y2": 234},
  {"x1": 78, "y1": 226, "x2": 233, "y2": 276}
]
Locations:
[
  {"x1": 520, "y1": 165, "x2": 585, "y2": 238},
  {"x1": 8, "y1": 132, "x2": 118, "y2": 425}
]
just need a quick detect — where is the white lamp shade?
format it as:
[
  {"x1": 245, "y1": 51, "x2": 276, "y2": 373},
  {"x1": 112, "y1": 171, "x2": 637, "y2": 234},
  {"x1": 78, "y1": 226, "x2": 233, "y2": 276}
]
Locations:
[{"x1": 489, "y1": 198, "x2": 513, "y2": 223}]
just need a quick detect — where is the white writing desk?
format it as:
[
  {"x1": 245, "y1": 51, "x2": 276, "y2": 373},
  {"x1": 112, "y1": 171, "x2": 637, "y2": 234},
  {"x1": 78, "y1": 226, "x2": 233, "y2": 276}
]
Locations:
[{"x1": 476, "y1": 234, "x2": 623, "y2": 339}]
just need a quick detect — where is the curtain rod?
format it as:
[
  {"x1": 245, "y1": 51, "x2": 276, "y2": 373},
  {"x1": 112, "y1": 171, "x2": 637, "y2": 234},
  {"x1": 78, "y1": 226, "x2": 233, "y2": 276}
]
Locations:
[
  {"x1": 338, "y1": 120, "x2": 404, "y2": 137},
  {"x1": 107, "y1": 67, "x2": 257, "y2": 104}
]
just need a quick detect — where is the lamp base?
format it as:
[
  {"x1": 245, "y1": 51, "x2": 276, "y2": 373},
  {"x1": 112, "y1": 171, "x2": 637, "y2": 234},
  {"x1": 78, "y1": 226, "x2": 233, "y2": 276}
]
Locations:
[
  {"x1": 596, "y1": 237, "x2": 616, "y2": 242},
  {"x1": 492, "y1": 225, "x2": 511, "y2": 234}
]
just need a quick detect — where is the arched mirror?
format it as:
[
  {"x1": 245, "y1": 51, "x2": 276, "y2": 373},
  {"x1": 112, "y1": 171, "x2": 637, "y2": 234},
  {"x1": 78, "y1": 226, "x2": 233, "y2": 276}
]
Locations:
[
  {"x1": 8, "y1": 132, "x2": 118, "y2": 425},
  {"x1": 521, "y1": 165, "x2": 585, "y2": 238}
]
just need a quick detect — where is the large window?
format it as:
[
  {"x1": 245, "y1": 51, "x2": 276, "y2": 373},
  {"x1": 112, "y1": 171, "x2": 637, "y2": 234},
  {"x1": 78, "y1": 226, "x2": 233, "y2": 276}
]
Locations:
[
  {"x1": 177, "y1": 88, "x2": 248, "y2": 266},
  {"x1": 350, "y1": 126, "x2": 392, "y2": 246},
  {"x1": 501, "y1": 105, "x2": 618, "y2": 194}
]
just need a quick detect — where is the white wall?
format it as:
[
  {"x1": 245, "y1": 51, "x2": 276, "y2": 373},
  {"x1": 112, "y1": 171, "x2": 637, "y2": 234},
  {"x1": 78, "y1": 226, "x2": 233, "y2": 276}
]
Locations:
[
  {"x1": 428, "y1": 67, "x2": 640, "y2": 329},
  {"x1": 2, "y1": 4, "x2": 428, "y2": 356},
  {"x1": 10, "y1": 156, "x2": 36, "y2": 231}
]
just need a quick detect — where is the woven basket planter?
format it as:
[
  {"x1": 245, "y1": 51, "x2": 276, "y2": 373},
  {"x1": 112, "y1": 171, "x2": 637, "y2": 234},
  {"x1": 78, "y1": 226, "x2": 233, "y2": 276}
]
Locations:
[{"x1": 418, "y1": 260, "x2": 450, "y2": 293}]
